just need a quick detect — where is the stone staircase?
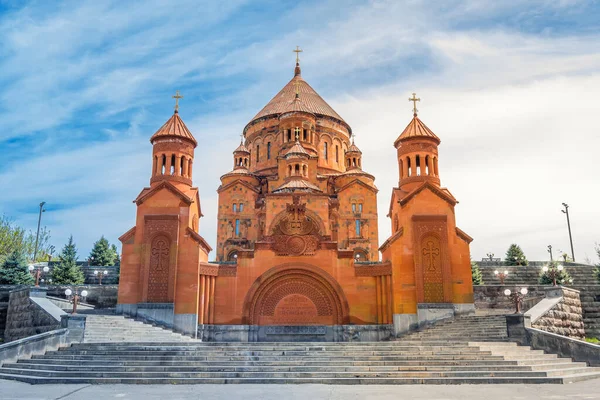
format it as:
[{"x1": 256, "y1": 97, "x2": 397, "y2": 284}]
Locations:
[
  {"x1": 400, "y1": 314, "x2": 510, "y2": 342},
  {"x1": 83, "y1": 314, "x2": 195, "y2": 343}
]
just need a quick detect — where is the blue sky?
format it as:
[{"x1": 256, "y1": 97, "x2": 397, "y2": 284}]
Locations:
[{"x1": 0, "y1": 0, "x2": 599, "y2": 263}]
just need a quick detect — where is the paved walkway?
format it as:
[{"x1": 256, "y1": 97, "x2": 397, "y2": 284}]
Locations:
[{"x1": 2, "y1": 379, "x2": 600, "y2": 400}]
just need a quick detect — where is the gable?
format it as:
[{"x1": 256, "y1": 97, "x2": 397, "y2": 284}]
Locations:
[
  {"x1": 336, "y1": 178, "x2": 378, "y2": 194},
  {"x1": 399, "y1": 181, "x2": 457, "y2": 208},
  {"x1": 217, "y1": 179, "x2": 260, "y2": 194},
  {"x1": 134, "y1": 181, "x2": 193, "y2": 206}
]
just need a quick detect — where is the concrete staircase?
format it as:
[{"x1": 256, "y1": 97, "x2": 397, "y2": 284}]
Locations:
[{"x1": 83, "y1": 314, "x2": 194, "y2": 343}]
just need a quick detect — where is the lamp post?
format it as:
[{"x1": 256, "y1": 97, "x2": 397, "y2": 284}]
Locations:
[
  {"x1": 494, "y1": 270, "x2": 509, "y2": 285},
  {"x1": 542, "y1": 264, "x2": 571, "y2": 286},
  {"x1": 561, "y1": 203, "x2": 575, "y2": 262},
  {"x1": 65, "y1": 288, "x2": 88, "y2": 314},
  {"x1": 33, "y1": 202, "x2": 46, "y2": 262},
  {"x1": 547, "y1": 245, "x2": 553, "y2": 262},
  {"x1": 486, "y1": 253, "x2": 495, "y2": 262},
  {"x1": 94, "y1": 269, "x2": 108, "y2": 285},
  {"x1": 504, "y1": 287, "x2": 528, "y2": 314},
  {"x1": 28, "y1": 264, "x2": 49, "y2": 287}
]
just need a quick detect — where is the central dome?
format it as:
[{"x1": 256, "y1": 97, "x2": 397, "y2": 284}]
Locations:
[{"x1": 245, "y1": 66, "x2": 348, "y2": 133}]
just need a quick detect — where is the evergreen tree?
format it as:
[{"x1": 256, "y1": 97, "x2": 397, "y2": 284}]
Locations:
[
  {"x1": 111, "y1": 244, "x2": 120, "y2": 283},
  {"x1": 52, "y1": 236, "x2": 84, "y2": 284},
  {"x1": 505, "y1": 244, "x2": 528, "y2": 266},
  {"x1": 89, "y1": 236, "x2": 117, "y2": 266},
  {"x1": 539, "y1": 261, "x2": 573, "y2": 285},
  {"x1": 471, "y1": 261, "x2": 483, "y2": 285},
  {"x1": 0, "y1": 249, "x2": 34, "y2": 284}
]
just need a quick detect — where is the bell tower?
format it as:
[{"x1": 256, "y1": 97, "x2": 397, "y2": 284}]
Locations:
[
  {"x1": 149, "y1": 91, "x2": 197, "y2": 189},
  {"x1": 394, "y1": 93, "x2": 440, "y2": 193}
]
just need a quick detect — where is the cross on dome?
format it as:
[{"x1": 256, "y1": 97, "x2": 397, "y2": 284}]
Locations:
[
  {"x1": 409, "y1": 92, "x2": 420, "y2": 116},
  {"x1": 293, "y1": 46, "x2": 303, "y2": 63},
  {"x1": 173, "y1": 90, "x2": 183, "y2": 113}
]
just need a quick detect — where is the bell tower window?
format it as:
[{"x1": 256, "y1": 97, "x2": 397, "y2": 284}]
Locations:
[
  {"x1": 335, "y1": 146, "x2": 339, "y2": 163},
  {"x1": 303, "y1": 129, "x2": 307, "y2": 141}
]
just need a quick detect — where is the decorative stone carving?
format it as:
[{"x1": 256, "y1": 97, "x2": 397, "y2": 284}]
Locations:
[
  {"x1": 268, "y1": 196, "x2": 322, "y2": 256},
  {"x1": 148, "y1": 235, "x2": 170, "y2": 302}
]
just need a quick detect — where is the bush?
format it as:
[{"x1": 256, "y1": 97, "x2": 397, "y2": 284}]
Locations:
[
  {"x1": 471, "y1": 262, "x2": 483, "y2": 285},
  {"x1": 539, "y1": 261, "x2": 573, "y2": 285}
]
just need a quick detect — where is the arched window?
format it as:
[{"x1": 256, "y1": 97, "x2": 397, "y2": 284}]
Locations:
[
  {"x1": 425, "y1": 155, "x2": 430, "y2": 175},
  {"x1": 355, "y1": 219, "x2": 361, "y2": 237},
  {"x1": 180, "y1": 156, "x2": 184, "y2": 175},
  {"x1": 239, "y1": 203, "x2": 244, "y2": 212},
  {"x1": 287, "y1": 130, "x2": 292, "y2": 142},
  {"x1": 303, "y1": 129, "x2": 307, "y2": 141},
  {"x1": 153, "y1": 155, "x2": 158, "y2": 175},
  {"x1": 335, "y1": 146, "x2": 339, "y2": 163},
  {"x1": 302, "y1": 164, "x2": 307, "y2": 176},
  {"x1": 407, "y1": 156, "x2": 412, "y2": 177},
  {"x1": 161, "y1": 154, "x2": 167, "y2": 175},
  {"x1": 267, "y1": 142, "x2": 271, "y2": 160},
  {"x1": 416, "y1": 155, "x2": 421, "y2": 176},
  {"x1": 227, "y1": 250, "x2": 238, "y2": 262},
  {"x1": 354, "y1": 250, "x2": 368, "y2": 262},
  {"x1": 324, "y1": 142, "x2": 328, "y2": 160},
  {"x1": 170, "y1": 154, "x2": 176, "y2": 175},
  {"x1": 256, "y1": 145, "x2": 260, "y2": 163},
  {"x1": 295, "y1": 164, "x2": 300, "y2": 175},
  {"x1": 235, "y1": 219, "x2": 240, "y2": 237},
  {"x1": 233, "y1": 204, "x2": 237, "y2": 212}
]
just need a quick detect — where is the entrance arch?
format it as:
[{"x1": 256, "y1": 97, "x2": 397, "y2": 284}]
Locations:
[{"x1": 242, "y1": 264, "x2": 350, "y2": 325}]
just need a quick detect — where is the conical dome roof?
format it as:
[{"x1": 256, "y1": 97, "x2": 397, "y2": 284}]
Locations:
[
  {"x1": 150, "y1": 111, "x2": 197, "y2": 146},
  {"x1": 234, "y1": 140, "x2": 250, "y2": 154},
  {"x1": 394, "y1": 115, "x2": 440, "y2": 147},
  {"x1": 248, "y1": 67, "x2": 346, "y2": 126},
  {"x1": 284, "y1": 140, "x2": 310, "y2": 159},
  {"x1": 347, "y1": 139, "x2": 362, "y2": 154}
]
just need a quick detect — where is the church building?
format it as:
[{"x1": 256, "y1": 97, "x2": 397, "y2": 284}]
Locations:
[{"x1": 116, "y1": 50, "x2": 474, "y2": 340}]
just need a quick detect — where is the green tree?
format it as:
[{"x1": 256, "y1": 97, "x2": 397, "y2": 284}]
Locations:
[
  {"x1": 0, "y1": 249, "x2": 35, "y2": 284},
  {"x1": 111, "y1": 244, "x2": 120, "y2": 283},
  {"x1": 505, "y1": 244, "x2": 528, "y2": 266},
  {"x1": 539, "y1": 261, "x2": 573, "y2": 285},
  {"x1": 0, "y1": 215, "x2": 52, "y2": 263},
  {"x1": 89, "y1": 236, "x2": 117, "y2": 266},
  {"x1": 52, "y1": 236, "x2": 84, "y2": 284},
  {"x1": 594, "y1": 243, "x2": 600, "y2": 284},
  {"x1": 471, "y1": 261, "x2": 483, "y2": 285}
]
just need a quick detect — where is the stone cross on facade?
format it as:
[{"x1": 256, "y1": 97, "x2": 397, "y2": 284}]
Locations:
[
  {"x1": 423, "y1": 240, "x2": 439, "y2": 271},
  {"x1": 409, "y1": 92, "x2": 420, "y2": 116},
  {"x1": 294, "y1": 127, "x2": 301, "y2": 140}
]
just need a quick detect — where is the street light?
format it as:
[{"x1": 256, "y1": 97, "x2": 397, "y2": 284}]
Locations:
[
  {"x1": 65, "y1": 288, "x2": 88, "y2": 314},
  {"x1": 547, "y1": 245, "x2": 553, "y2": 262},
  {"x1": 494, "y1": 270, "x2": 509, "y2": 285},
  {"x1": 504, "y1": 287, "x2": 528, "y2": 314},
  {"x1": 542, "y1": 264, "x2": 570, "y2": 286},
  {"x1": 561, "y1": 203, "x2": 575, "y2": 262},
  {"x1": 33, "y1": 202, "x2": 46, "y2": 261},
  {"x1": 28, "y1": 264, "x2": 50, "y2": 287},
  {"x1": 94, "y1": 269, "x2": 108, "y2": 285}
]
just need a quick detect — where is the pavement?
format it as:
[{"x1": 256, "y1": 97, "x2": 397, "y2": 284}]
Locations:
[{"x1": 2, "y1": 379, "x2": 600, "y2": 400}]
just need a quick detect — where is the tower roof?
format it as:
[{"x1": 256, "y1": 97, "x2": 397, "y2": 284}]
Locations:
[
  {"x1": 284, "y1": 140, "x2": 311, "y2": 159},
  {"x1": 347, "y1": 138, "x2": 362, "y2": 154},
  {"x1": 150, "y1": 111, "x2": 197, "y2": 147},
  {"x1": 247, "y1": 69, "x2": 346, "y2": 127},
  {"x1": 394, "y1": 115, "x2": 440, "y2": 147},
  {"x1": 234, "y1": 141, "x2": 250, "y2": 154}
]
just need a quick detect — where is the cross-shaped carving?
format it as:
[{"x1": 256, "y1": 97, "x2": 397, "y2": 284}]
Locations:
[
  {"x1": 408, "y1": 92, "x2": 420, "y2": 116},
  {"x1": 422, "y1": 240, "x2": 440, "y2": 271},
  {"x1": 294, "y1": 127, "x2": 301, "y2": 140}
]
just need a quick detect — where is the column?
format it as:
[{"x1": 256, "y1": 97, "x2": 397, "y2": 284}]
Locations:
[
  {"x1": 203, "y1": 276, "x2": 210, "y2": 325},
  {"x1": 209, "y1": 276, "x2": 216, "y2": 324},
  {"x1": 387, "y1": 275, "x2": 394, "y2": 324},
  {"x1": 419, "y1": 155, "x2": 426, "y2": 176},
  {"x1": 376, "y1": 276, "x2": 382, "y2": 324},
  {"x1": 182, "y1": 157, "x2": 188, "y2": 178},
  {"x1": 428, "y1": 156, "x2": 434, "y2": 176},
  {"x1": 188, "y1": 159, "x2": 193, "y2": 179},
  {"x1": 156, "y1": 154, "x2": 163, "y2": 175},
  {"x1": 198, "y1": 275, "x2": 206, "y2": 324},
  {"x1": 175, "y1": 155, "x2": 181, "y2": 176},
  {"x1": 381, "y1": 276, "x2": 388, "y2": 324}
]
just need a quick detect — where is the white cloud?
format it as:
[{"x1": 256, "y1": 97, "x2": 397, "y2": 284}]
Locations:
[{"x1": 1, "y1": 0, "x2": 599, "y2": 265}]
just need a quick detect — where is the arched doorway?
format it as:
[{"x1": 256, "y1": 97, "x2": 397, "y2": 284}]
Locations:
[{"x1": 242, "y1": 264, "x2": 349, "y2": 325}]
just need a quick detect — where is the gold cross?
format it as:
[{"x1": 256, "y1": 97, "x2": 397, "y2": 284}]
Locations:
[
  {"x1": 409, "y1": 92, "x2": 420, "y2": 116},
  {"x1": 172, "y1": 90, "x2": 183, "y2": 112},
  {"x1": 293, "y1": 46, "x2": 303, "y2": 63},
  {"x1": 293, "y1": 79, "x2": 301, "y2": 97},
  {"x1": 294, "y1": 127, "x2": 301, "y2": 140}
]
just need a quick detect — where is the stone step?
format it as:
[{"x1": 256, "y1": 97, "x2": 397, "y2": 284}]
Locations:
[{"x1": 0, "y1": 372, "x2": 576, "y2": 384}]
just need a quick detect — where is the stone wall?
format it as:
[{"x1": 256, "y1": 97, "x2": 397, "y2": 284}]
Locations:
[
  {"x1": 0, "y1": 303, "x2": 7, "y2": 342},
  {"x1": 478, "y1": 263, "x2": 596, "y2": 286},
  {"x1": 4, "y1": 287, "x2": 62, "y2": 342},
  {"x1": 0, "y1": 285, "x2": 118, "y2": 310},
  {"x1": 531, "y1": 287, "x2": 585, "y2": 340},
  {"x1": 474, "y1": 285, "x2": 600, "y2": 339}
]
